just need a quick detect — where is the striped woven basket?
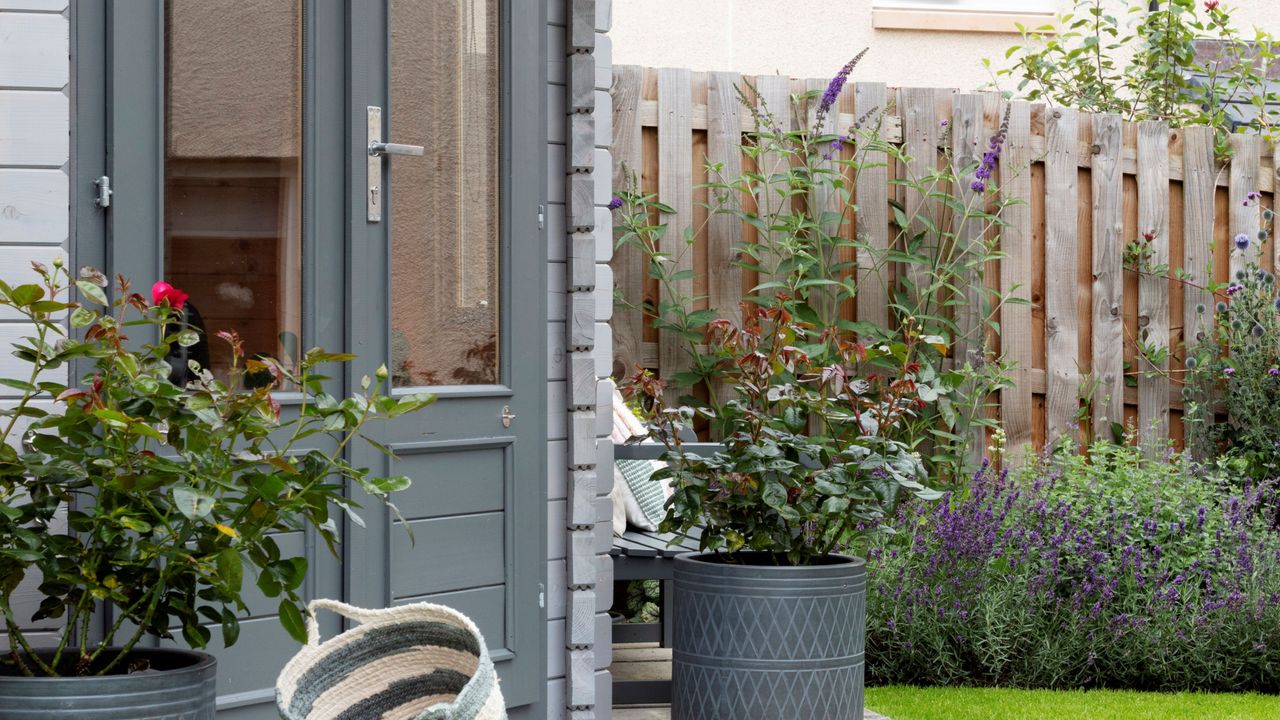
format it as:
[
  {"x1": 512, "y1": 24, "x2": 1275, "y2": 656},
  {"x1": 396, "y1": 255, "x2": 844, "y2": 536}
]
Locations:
[{"x1": 276, "y1": 599, "x2": 506, "y2": 720}]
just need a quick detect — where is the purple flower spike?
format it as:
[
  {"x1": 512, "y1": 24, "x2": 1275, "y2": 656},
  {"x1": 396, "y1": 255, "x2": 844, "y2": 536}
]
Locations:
[
  {"x1": 971, "y1": 180, "x2": 986, "y2": 193},
  {"x1": 607, "y1": 196, "x2": 623, "y2": 211},
  {"x1": 816, "y1": 49, "x2": 868, "y2": 127}
]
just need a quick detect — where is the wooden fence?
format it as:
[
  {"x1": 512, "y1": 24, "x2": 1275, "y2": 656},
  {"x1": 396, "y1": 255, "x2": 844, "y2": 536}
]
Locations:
[{"x1": 609, "y1": 65, "x2": 1279, "y2": 458}]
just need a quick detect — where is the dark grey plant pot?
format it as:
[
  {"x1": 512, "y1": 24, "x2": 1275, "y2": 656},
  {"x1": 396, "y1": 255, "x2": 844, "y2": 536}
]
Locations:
[
  {"x1": 671, "y1": 552, "x2": 866, "y2": 720},
  {"x1": 0, "y1": 647, "x2": 217, "y2": 719}
]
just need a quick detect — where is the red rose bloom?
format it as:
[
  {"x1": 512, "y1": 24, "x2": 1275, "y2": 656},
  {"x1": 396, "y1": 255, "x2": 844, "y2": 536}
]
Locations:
[{"x1": 151, "y1": 281, "x2": 189, "y2": 310}]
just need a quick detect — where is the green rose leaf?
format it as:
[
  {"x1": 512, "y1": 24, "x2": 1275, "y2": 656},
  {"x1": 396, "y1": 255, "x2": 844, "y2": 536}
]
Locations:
[
  {"x1": 70, "y1": 306, "x2": 96, "y2": 328},
  {"x1": 9, "y1": 284, "x2": 44, "y2": 307},
  {"x1": 279, "y1": 600, "x2": 308, "y2": 644},
  {"x1": 217, "y1": 547, "x2": 242, "y2": 593},
  {"x1": 75, "y1": 280, "x2": 109, "y2": 306},
  {"x1": 172, "y1": 486, "x2": 216, "y2": 519}
]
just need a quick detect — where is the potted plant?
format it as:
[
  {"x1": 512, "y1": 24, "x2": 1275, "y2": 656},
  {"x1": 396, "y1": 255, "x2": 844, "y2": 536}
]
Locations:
[
  {"x1": 631, "y1": 301, "x2": 937, "y2": 719},
  {"x1": 0, "y1": 260, "x2": 432, "y2": 717}
]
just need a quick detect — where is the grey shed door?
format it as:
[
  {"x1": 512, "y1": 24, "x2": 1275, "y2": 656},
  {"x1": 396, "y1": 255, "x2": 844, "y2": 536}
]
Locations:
[{"x1": 87, "y1": 1, "x2": 547, "y2": 717}]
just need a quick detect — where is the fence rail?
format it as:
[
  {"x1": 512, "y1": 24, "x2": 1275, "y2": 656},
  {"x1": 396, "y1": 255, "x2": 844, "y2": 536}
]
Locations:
[{"x1": 609, "y1": 65, "x2": 1277, "y2": 457}]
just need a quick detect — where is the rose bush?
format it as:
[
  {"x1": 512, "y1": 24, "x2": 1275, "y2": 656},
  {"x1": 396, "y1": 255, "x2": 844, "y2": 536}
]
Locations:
[{"x1": 0, "y1": 261, "x2": 432, "y2": 677}]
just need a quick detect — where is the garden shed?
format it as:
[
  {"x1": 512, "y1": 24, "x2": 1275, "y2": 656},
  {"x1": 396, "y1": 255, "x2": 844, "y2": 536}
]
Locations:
[{"x1": 0, "y1": 0, "x2": 617, "y2": 718}]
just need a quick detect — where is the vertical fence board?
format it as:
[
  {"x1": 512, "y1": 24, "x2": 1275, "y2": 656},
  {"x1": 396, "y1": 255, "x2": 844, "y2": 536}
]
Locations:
[
  {"x1": 706, "y1": 71, "x2": 743, "y2": 405},
  {"x1": 610, "y1": 66, "x2": 644, "y2": 378},
  {"x1": 656, "y1": 68, "x2": 694, "y2": 393},
  {"x1": 1137, "y1": 122, "x2": 1171, "y2": 450},
  {"x1": 1091, "y1": 113, "x2": 1125, "y2": 438},
  {"x1": 999, "y1": 100, "x2": 1033, "y2": 459},
  {"x1": 1181, "y1": 126, "x2": 1216, "y2": 457},
  {"x1": 853, "y1": 82, "x2": 890, "y2": 331},
  {"x1": 1044, "y1": 108, "x2": 1080, "y2": 444},
  {"x1": 753, "y1": 75, "x2": 792, "y2": 284},
  {"x1": 951, "y1": 93, "x2": 988, "y2": 466},
  {"x1": 807, "y1": 77, "x2": 845, "y2": 322},
  {"x1": 1229, "y1": 133, "x2": 1262, "y2": 280},
  {"x1": 900, "y1": 87, "x2": 939, "y2": 307}
]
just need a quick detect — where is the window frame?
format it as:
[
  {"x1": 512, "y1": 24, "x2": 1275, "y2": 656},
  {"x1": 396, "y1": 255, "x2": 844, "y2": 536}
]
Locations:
[{"x1": 872, "y1": 0, "x2": 1058, "y2": 33}]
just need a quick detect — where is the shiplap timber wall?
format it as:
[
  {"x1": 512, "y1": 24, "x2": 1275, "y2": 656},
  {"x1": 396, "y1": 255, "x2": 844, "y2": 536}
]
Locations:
[
  {"x1": 549, "y1": 0, "x2": 615, "y2": 718},
  {"x1": 609, "y1": 65, "x2": 1274, "y2": 457},
  {"x1": 0, "y1": 0, "x2": 70, "y2": 650}
]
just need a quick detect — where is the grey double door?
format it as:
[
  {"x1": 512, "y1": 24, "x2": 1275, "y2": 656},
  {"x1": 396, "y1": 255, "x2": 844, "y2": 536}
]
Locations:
[{"x1": 86, "y1": 1, "x2": 547, "y2": 716}]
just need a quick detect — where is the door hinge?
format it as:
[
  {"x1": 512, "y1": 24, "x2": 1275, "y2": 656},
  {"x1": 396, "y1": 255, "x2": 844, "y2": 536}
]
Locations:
[
  {"x1": 537, "y1": 204, "x2": 545, "y2": 229},
  {"x1": 94, "y1": 176, "x2": 112, "y2": 208}
]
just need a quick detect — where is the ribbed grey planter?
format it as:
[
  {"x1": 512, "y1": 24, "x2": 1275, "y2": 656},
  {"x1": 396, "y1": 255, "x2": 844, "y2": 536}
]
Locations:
[
  {"x1": 671, "y1": 552, "x2": 866, "y2": 720},
  {"x1": 0, "y1": 647, "x2": 216, "y2": 719}
]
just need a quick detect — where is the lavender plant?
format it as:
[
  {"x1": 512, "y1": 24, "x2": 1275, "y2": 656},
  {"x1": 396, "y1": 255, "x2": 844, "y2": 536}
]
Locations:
[{"x1": 867, "y1": 440, "x2": 1280, "y2": 691}]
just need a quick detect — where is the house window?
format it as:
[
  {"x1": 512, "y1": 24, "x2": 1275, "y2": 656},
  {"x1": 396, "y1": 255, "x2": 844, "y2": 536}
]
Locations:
[{"x1": 873, "y1": 0, "x2": 1058, "y2": 33}]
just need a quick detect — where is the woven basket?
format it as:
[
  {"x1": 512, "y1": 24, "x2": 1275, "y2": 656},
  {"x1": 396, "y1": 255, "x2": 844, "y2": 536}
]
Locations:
[{"x1": 276, "y1": 599, "x2": 506, "y2": 720}]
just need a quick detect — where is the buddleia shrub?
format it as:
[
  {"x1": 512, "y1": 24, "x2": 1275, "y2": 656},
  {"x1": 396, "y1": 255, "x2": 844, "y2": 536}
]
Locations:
[{"x1": 866, "y1": 440, "x2": 1280, "y2": 691}]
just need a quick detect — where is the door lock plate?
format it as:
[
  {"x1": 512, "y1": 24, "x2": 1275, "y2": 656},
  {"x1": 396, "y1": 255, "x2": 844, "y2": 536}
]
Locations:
[
  {"x1": 367, "y1": 106, "x2": 382, "y2": 222},
  {"x1": 501, "y1": 405, "x2": 516, "y2": 428}
]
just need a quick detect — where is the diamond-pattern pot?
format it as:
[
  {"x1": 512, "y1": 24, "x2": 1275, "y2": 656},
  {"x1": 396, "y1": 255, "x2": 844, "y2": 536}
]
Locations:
[
  {"x1": 671, "y1": 552, "x2": 866, "y2": 720},
  {"x1": 0, "y1": 647, "x2": 216, "y2": 719}
]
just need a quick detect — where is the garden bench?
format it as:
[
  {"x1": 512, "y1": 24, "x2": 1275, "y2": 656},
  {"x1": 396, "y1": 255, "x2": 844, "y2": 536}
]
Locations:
[{"x1": 609, "y1": 440, "x2": 718, "y2": 706}]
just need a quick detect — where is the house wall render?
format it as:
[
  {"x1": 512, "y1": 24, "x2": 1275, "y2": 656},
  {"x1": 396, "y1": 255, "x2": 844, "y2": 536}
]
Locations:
[{"x1": 610, "y1": 0, "x2": 1280, "y2": 91}]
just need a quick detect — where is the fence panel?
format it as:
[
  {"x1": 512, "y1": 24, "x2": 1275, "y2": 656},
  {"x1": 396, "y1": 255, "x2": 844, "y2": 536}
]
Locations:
[{"x1": 609, "y1": 66, "x2": 1276, "y2": 455}]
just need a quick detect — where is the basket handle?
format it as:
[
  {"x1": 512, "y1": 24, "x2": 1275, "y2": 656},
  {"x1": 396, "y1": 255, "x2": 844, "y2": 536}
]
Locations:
[{"x1": 305, "y1": 598, "x2": 388, "y2": 646}]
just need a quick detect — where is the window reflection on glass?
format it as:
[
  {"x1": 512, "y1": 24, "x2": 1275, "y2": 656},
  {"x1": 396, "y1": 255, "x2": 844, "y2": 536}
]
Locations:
[
  {"x1": 163, "y1": 0, "x2": 303, "y2": 382},
  {"x1": 390, "y1": 0, "x2": 501, "y2": 387}
]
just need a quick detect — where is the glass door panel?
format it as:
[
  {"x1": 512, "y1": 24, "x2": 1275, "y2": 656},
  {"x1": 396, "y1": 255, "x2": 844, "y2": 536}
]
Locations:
[
  {"x1": 163, "y1": 0, "x2": 303, "y2": 379},
  {"x1": 389, "y1": 0, "x2": 500, "y2": 387}
]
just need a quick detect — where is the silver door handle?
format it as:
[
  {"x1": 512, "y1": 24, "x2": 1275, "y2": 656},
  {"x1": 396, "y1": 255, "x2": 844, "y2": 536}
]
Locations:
[{"x1": 368, "y1": 141, "x2": 424, "y2": 157}]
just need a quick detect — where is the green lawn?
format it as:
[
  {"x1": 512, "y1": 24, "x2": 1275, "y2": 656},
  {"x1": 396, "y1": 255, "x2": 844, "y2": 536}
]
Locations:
[{"x1": 866, "y1": 685, "x2": 1280, "y2": 720}]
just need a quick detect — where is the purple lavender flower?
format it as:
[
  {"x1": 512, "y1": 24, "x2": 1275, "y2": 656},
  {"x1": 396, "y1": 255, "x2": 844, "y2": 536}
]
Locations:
[
  {"x1": 607, "y1": 196, "x2": 623, "y2": 211},
  {"x1": 1227, "y1": 283, "x2": 1245, "y2": 295},
  {"x1": 970, "y1": 180, "x2": 986, "y2": 193}
]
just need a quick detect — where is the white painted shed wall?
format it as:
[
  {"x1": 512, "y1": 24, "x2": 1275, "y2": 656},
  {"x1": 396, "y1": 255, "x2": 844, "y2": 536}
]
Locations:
[{"x1": 0, "y1": 0, "x2": 70, "y2": 648}]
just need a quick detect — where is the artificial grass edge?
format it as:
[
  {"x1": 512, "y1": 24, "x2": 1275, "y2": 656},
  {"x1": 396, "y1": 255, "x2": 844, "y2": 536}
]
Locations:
[{"x1": 865, "y1": 684, "x2": 1280, "y2": 720}]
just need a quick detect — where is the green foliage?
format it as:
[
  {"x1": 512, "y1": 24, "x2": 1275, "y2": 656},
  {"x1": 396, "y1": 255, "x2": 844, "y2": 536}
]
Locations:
[
  {"x1": 1181, "y1": 202, "x2": 1280, "y2": 476},
  {"x1": 613, "y1": 57, "x2": 1024, "y2": 481},
  {"x1": 631, "y1": 308, "x2": 938, "y2": 565},
  {"x1": 0, "y1": 262, "x2": 434, "y2": 677},
  {"x1": 994, "y1": 0, "x2": 1279, "y2": 155}
]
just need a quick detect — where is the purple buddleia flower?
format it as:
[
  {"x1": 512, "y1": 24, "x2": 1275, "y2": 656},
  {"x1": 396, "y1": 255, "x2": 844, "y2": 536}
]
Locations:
[
  {"x1": 815, "y1": 49, "x2": 868, "y2": 130},
  {"x1": 968, "y1": 105, "x2": 1011, "y2": 194},
  {"x1": 607, "y1": 196, "x2": 623, "y2": 211}
]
